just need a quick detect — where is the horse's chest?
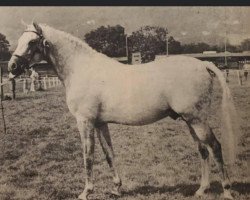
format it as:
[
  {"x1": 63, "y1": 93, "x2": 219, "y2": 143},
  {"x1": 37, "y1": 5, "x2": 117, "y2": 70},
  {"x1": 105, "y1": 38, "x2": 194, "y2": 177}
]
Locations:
[{"x1": 66, "y1": 86, "x2": 101, "y2": 118}]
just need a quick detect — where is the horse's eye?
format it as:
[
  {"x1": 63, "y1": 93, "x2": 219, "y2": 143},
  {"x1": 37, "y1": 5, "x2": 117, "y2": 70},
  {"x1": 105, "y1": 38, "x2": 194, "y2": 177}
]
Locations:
[{"x1": 29, "y1": 40, "x2": 36, "y2": 45}]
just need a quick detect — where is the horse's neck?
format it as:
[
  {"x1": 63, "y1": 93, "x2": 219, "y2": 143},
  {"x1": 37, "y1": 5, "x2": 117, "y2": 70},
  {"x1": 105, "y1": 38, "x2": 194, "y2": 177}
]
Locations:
[{"x1": 41, "y1": 25, "x2": 92, "y2": 82}]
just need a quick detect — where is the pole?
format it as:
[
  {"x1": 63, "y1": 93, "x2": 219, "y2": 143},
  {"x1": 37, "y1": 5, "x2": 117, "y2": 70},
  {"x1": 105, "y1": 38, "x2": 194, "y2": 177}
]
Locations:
[
  {"x1": 224, "y1": 8, "x2": 227, "y2": 67},
  {"x1": 125, "y1": 35, "x2": 128, "y2": 63},
  {"x1": 0, "y1": 67, "x2": 7, "y2": 134},
  {"x1": 0, "y1": 96, "x2": 7, "y2": 134},
  {"x1": 225, "y1": 33, "x2": 227, "y2": 67},
  {"x1": 9, "y1": 78, "x2": 16, "y2": 100},
  {"x1": 166, "y1": 33, "x2": 168, "y2": 56},
  {"x1": 166, "y1": 28, "x2": 169, "y2": 56},
  {"x1": 0, "y1": 67, "x2": 3, "y2": 100}
]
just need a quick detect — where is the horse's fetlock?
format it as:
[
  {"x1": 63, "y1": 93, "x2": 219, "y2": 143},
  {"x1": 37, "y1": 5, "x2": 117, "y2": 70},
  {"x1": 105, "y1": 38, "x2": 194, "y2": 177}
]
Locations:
[
  {"x1": 85, "y1": 183, "x2": 94, "y2": 192},
  {"x1": 113, "y1": 176, "x2": 122, "y2": 186},
  {"x1": 222, "y1": 181, "x2": 231, "y2": 190}
]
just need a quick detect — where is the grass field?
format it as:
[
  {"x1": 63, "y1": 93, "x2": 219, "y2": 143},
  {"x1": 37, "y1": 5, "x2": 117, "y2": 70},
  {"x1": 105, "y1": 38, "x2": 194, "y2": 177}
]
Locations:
[{"x1": 0, "y1": 71, "x2": 249, "y2": 200}]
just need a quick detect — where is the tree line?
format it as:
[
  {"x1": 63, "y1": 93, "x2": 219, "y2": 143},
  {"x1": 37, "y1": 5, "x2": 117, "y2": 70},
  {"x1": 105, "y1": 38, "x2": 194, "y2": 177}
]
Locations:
[
  {"x1": 85, "y1": 25, "x2": 250, "y2": 63},
  {"x1": 1, "y1": 25, "x2": 250, "y2": 63},
  {"x1": 0, "y1": 33, "x2": 11, "y2": 61}
]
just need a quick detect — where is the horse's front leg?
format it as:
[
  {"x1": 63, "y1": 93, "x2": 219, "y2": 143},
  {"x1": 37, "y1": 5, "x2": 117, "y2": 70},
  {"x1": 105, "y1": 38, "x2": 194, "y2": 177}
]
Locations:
[
  {"x1": 96, "y1": 123, "x2": 122, "y2": 196},
  {"x1": 77, "y1": 118, "x2": 95, "y2": 200}
]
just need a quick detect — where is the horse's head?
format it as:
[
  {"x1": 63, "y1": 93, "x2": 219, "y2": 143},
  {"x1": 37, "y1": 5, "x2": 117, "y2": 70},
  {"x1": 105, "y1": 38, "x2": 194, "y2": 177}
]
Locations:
[{"x1": 8, "y1": 22, "x2": 50, "y2": 78}]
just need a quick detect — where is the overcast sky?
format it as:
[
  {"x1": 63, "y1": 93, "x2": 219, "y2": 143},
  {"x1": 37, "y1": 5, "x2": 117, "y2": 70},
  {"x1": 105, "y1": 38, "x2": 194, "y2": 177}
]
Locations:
[{"x1": 0, "y1": 7, "x2": 249, "y2": 49}]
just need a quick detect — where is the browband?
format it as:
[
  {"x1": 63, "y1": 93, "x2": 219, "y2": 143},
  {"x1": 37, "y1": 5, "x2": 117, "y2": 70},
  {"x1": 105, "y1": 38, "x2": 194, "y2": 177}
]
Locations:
[{"x1": 23, "y1": 30, "x2": 43, "y2": 38}]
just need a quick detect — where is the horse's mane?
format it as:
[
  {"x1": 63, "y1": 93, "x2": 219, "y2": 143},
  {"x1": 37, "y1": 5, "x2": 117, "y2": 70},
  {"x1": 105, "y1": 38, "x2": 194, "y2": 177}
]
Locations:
[{"x1": 39, "y1": 24, "x2": 115, "y2": 62}]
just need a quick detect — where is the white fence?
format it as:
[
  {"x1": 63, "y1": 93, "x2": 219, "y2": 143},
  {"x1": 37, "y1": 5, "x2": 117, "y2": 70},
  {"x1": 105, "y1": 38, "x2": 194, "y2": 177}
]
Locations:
[
  {"x1": 1, "y1": 75, "x2": 62, "y2": 100},
  {"x1": 21, "y1": 75, "x2": 62, "y2": 93}
]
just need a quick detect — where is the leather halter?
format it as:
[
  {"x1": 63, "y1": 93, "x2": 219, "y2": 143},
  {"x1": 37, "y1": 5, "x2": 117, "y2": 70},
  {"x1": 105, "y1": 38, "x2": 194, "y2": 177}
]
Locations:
[{"x1": 13, "y1": 30, "x2": 47, "y2": 69}]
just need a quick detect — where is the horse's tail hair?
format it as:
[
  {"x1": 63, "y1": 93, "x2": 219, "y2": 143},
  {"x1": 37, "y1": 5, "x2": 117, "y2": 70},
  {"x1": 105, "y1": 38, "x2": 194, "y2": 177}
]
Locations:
[{"x1": 205, "y1": 61, "x2": 240, "y2": 165}]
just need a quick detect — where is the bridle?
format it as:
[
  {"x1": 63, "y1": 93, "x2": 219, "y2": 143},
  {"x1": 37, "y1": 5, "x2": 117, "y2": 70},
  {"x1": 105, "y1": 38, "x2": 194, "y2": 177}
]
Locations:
[{"x1": 12, "y1": 30, "x2": 49, "y2": 71}]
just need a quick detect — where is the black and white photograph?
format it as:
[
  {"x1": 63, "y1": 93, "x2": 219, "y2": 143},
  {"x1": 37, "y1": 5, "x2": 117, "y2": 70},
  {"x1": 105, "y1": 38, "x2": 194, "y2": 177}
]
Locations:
[{"x1": 0, "y1": 6, "x2": 249, "y2": 200}]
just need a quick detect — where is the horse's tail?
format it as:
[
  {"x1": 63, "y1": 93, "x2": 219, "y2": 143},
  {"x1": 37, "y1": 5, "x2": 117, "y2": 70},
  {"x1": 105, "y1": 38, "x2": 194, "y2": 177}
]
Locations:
[{"x1": 205, "y1": 62, "x2": 240, "y2": 165}]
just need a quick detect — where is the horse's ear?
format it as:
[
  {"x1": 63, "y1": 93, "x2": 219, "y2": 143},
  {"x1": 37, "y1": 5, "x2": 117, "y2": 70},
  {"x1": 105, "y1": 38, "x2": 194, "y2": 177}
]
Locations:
[
  {"x1": 33, "y1": 22, "x2": 42, "y2": 34},
  {"x1": 21, "y1": 19, "x2": 28, "y2": 27}
]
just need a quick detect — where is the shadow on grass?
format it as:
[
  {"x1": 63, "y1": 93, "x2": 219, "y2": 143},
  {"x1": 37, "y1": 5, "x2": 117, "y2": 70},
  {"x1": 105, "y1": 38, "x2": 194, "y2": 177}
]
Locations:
[
  {"x1": 123, "y1": 181, "x2": 250, "y2": 197},
  {"x1": 123, "y1": 183, "x2": 199, "y2": 197},
  {"x1": 232, "y1": 182, "x2": 250, "y2": 195},
  {"x1": 14, "y1": 94, "x2": 46, "y2": 100}
]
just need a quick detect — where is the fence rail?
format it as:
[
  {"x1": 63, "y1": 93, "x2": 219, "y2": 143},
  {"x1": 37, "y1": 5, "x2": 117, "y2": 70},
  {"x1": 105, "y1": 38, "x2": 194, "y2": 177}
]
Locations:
[{"x1": 1, "y1": 74, "x2": 62, "y2": 100}]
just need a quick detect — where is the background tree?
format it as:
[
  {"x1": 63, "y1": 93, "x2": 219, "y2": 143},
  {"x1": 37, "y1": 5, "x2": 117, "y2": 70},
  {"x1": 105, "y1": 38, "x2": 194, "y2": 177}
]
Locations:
[
  {"x1": 84, "y1": 25, "x2": 126, "y2": 57},
  {"x1": 0, "y1": 33, "x2": 11, "y2": 61},
  {"x1": 128, "y1": 26, "x2": 181, "y2": 63},
  {"x1": 84, "y1": 24, "x2": 244, "y2": 65},
  {"x1": 240, "y1": 39, "x2": 250, "y2": 51},
  {"x1": 209, "y1": 43, "x2": 241, "y2": 53},
  {"x1": 168, "y1": 36, "x2": 182, "y2": 54},
  {"x1": 181, "y1": 42, "x2": 211, "y2": 54}
]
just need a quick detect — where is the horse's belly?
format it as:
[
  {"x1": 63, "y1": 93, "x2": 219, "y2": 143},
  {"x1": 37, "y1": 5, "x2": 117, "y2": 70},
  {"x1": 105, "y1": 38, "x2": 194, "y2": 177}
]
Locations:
[
  {"x1": 99, "y1": 98, "x2": 171, "y2": 125},
  {"x1": 101, "y1": 109, "x2": 170, "y2": 125}
]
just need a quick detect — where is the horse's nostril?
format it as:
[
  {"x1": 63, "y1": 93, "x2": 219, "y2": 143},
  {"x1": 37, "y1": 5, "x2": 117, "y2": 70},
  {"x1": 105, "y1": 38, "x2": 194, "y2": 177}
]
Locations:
[{"x1": 12, "y1": 63, "x2": 17, "y2": 70}]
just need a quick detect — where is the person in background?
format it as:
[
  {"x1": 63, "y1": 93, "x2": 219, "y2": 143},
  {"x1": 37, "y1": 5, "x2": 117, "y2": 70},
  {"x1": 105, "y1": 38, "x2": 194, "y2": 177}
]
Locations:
[
  {"x1": 8, "y1": 77, "x2": 16, "y2": 100},
  {"x1": 30, "y1": 67, "x2": 39, "y2": 92},
  {"x1": 237, "y1": 69, "x2": 243, "y2": 86},
  {"x1": 243, "y1": 69, "x2": 248, "y2": 81}
]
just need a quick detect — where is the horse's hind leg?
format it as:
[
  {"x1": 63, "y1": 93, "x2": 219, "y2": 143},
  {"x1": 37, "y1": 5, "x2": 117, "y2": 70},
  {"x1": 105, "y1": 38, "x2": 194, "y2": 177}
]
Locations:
[
  {"x1": 205, "y1": 127, "x2": 233, "y2": 199},
  {"x1": 77, "y1": 118, "x2": 95, "y2": 200},
  {"x1": 187, "y1": 122, "x2": 233, "y2": 199},
  {"x1": 187, "y1": 124, "x2": 210, "y2": 196},
  {"x1": 197, "y1": 143, "x2": 210, "y2": 195},
  {"x1": 96, "y1": 123, "x2": 122, "y2": 196}
]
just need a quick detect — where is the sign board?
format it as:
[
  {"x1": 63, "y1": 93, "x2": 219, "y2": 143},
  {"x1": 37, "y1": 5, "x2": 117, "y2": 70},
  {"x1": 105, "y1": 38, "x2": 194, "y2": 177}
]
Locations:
[
  {"x1": 203, "y1": 51, "x2": 217, "y2": 54},
  {"x1": 131, "y1": 52, "x2": 141, "y2": 65}
]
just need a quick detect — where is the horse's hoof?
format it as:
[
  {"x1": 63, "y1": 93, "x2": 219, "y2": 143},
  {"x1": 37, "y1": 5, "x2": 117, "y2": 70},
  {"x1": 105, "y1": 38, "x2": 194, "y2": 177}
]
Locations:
[
  {"x1": 78, "y1": 191, "x2": 92, "y2": 200},
  {"x1": 78, "y1": 193, "x2": 87, "y2": 200},
  {"x1": 195, "y1": 184, "x2": 210, "y2": 198},
  {"x1": 111, "y1": 189, "x2": 122, "y2": 197},
  {"x1": 195, "y1": 188, "x2": 205, "y2": 197},
  {"x1": 195, "y1": 191, "x2": 204, "y2": 198},
  {"x1": 223, "y1": 191, "x2": 234, "y2": 200}
]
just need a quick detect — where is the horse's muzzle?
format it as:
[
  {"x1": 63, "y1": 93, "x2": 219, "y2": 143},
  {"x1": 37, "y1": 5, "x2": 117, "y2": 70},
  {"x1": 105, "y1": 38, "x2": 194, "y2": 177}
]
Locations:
[
  {"x1": 8, "y1": 61, "x2": 19, "y2": 76},
  {"x1": 8, "y1": 56, "x2": 27, "y2": 77}
]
